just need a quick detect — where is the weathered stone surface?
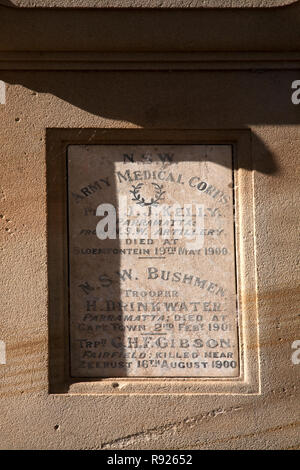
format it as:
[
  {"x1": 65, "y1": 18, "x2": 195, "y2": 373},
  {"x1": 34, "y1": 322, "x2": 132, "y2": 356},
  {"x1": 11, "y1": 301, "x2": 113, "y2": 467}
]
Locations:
[
  {"x1": 2, "y1": 0, "x2": 299, "y2": 8},
  {"x1": 68, "y1": 144, "x2": 239, "y2": 378},
  {"x1": 0, "y1": 4, "x2": 299, "y2": 450}
]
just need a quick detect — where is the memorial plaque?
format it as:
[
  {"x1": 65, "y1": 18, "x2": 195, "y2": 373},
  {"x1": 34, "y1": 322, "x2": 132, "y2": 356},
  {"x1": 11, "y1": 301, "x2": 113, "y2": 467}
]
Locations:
[{"x1": 68, "y1": 144, "x2": 240, "y2": 377}]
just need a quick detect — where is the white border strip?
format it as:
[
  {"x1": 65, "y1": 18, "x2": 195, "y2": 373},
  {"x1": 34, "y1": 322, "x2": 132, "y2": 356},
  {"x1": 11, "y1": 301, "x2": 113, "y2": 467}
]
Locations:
[
  {"x1": 0, "y1": 81, "x2": 5, "y2": 104},
  {"x1": 0, "y1": 340, "x2": 6, "y2": 364}
]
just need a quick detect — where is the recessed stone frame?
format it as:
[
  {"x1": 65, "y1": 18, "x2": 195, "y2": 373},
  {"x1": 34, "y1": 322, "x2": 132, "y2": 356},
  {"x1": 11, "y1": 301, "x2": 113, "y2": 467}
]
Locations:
[{"x1": 47, "y1": 128, "x2": 259, "y2": 395}]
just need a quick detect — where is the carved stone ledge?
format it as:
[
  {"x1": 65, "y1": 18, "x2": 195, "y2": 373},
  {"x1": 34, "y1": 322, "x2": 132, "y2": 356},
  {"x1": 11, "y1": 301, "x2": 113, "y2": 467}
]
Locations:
[
  {"x1": 1, "y1": 0, "x2": 299, "y2": 9},
  {"x1": 1, "y1": 51, "x2": 300, "y2": 70}
]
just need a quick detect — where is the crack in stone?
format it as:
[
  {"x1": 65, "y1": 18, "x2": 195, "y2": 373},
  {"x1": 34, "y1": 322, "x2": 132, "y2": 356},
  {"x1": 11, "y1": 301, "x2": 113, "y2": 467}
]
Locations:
[{"x1": 100, "y1": 405, "x2": 242, "y2": 449}]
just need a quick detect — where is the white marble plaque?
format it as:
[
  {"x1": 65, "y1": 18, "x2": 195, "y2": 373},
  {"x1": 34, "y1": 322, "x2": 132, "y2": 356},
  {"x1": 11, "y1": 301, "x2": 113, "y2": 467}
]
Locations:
[{"x1": 68, "y1": 144, "x2": 240, "y2": 377}]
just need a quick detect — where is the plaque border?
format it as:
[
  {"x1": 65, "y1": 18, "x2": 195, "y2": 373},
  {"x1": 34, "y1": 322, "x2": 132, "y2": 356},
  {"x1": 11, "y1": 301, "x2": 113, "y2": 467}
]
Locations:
[{"x1": 47, "y1": 128, "x2": 259, "y2": 395}]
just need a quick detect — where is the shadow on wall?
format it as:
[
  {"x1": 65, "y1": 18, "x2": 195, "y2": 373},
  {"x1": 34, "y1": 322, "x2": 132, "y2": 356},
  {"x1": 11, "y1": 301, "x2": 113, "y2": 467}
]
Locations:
[
  {"x1": 3, "y1": 69, "x2": 293, "y2": 174},
  {"x1": 2, "y1": 24, "x2": 292, "y2": 385}
]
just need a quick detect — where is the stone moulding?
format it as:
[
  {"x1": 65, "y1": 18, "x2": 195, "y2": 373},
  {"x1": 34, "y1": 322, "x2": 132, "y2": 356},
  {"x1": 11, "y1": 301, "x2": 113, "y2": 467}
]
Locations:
[
  {"x1": 1, "y1": 51, "x2": 300, "y2": 70},
  {"x1": 0, "y1": 0, "x2": 299, "y2": 9}
]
